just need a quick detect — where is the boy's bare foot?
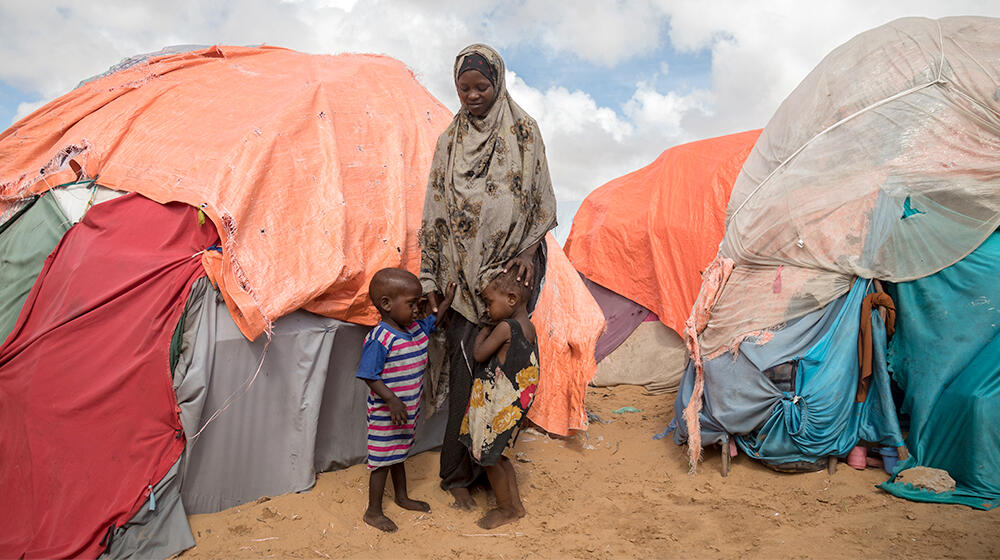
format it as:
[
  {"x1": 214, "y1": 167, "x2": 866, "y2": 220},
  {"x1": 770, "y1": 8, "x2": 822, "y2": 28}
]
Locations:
[
  {"x1": 394, "y1": 497, "x2": 431, "y2": 512},
  {"x1": 477, "y1": 507, "x2": 519, "y2": 529},
  {"x1": 449, "y1": 487, "x2": 477, "y2": 510},
  {"x1": 363, "y1": 510, "x2": 398, "y2": 533}
]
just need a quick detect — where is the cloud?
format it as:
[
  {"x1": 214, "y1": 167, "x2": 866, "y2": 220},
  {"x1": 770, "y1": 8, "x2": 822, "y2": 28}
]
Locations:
[
  {"x1": 508, "y1": 72, "x2": 710, "y2": 207},
  {"x1": 658, "y1": 0, "x2": 1000, "y2": 137},
  {"x1": 489, "y1": 0, "x2": 665, "y2": 66},
  {"x1": 12, "y1": 100, "x2": 47, "y2": 124},
  {"x1": 3, "y1": 0, "x2": 1000, "y2": 243}
]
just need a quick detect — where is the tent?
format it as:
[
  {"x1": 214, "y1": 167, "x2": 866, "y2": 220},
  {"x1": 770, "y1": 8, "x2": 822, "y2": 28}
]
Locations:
[
  {"x1": 671, "y1": 16, "x2": 1000, "y2": 507},
  {"x1": 0, "y1": 46, "x2": 603, "y2": 558},
  {"x1": 564, "y1": 130, "x2": 760, "y2": 391}
]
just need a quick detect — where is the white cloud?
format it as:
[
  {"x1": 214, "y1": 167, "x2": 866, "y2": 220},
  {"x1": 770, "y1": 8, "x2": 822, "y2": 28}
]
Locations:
[
  {"x1": 657, "y1": 0, "x2": 1000, "y2": 137},
  {"x1": 624, "y1": 82, "x2": 711, "y2": 134},
  {"x1": 3, "y1": 0, "x2": 1000, "y2": 243},
  {"x1": 12, "y1": 100, "x2": 47, "y2": 124},
  {"x1": 489, "y1": 0, "x2": 665, "y2": 66}
]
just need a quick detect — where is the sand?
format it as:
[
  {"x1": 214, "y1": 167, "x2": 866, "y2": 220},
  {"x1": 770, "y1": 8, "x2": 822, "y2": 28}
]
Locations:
[{"x1": 180, "y1": 386, "x2": 1000, "y2": 559}]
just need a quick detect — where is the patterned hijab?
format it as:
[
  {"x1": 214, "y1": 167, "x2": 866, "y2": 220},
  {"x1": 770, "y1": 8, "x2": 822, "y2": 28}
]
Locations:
[{"x1": 420, "y1": 44, "x2": 557, "y2": 323}]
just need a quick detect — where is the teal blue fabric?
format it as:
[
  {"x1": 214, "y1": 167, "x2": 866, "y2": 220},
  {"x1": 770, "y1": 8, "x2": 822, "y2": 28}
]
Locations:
[
  {"x1": 879, "y1": 231, "x2": 1000, "y2": 510},
  {"x1": 0, "y1": 195, "x2": 70, "y2": 345},
  {"x1": 737, "y1": 279, "x2": 903, "y2": 464}
]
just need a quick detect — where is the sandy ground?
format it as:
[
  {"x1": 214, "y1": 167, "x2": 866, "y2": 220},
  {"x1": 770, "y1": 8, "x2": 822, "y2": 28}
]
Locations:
[{"x1": 180, "y1": 385, "x2": 1000, "y2": 559}]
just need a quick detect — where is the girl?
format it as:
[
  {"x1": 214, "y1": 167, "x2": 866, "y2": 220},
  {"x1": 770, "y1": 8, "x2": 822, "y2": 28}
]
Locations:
[{"x1": 459, "y1": 269, "x2": 540, "y2": 529}]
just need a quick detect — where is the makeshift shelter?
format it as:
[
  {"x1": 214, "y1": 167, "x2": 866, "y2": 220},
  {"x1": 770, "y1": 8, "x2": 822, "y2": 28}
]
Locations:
[
  {"x1": 0, "y1": 46, "x2": 602, "y2": 559},
  {"x1": 671, "y1": 16, "x2": 1000, "y2": 507},
  {"x1": 565, "y1": 130, "x2": 760, "y2": 391}
]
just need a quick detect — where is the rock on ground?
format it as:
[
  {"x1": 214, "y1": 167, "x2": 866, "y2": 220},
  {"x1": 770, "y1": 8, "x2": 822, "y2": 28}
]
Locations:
[{"x1": 896, "y1": 466, "x2": 957, "y2": 493}]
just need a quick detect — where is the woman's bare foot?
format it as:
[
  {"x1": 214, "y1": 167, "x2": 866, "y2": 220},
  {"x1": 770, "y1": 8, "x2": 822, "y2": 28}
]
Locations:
[
  {"x1": 477, "y1": 507, "x2": 520, "y2": 529},
  {"x1": 363, "y1": 510, "x2": 398, "y2": 533},
  {"x1": 449, "y1": 487, "x2": 477, "y2": 510},
  {"x1": 394, "y1": 497, "x2": 431, "y2": 512}
]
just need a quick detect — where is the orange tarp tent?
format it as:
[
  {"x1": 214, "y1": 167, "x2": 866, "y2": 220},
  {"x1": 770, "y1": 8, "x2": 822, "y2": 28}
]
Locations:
[
  {"x1": 0, "y1": 46, "x2": 448, "y2": 339},
  {"x1": 0, "y1": 45, "x2": 600, "y2": 435},
  {"x1": 530, "y1": 234, "x2": 603, "y2": 434},
  {"x1": 563, "y1": 130, "x2": 761, "y2": 337}
]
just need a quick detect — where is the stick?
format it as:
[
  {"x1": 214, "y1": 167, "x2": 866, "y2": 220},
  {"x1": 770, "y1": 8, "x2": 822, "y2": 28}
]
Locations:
[{"x1": 463, "y1": 532, "x2": 523, "y2": 537}]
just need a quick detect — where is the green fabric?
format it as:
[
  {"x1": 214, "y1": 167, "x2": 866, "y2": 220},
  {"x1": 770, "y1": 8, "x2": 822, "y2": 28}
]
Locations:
[
  {"x1": 168, "y1": 306, "x2": 186, "y2": 374},
  {"x1": 879, "y1": 231, "x2": 1000, "y2": 510},
  {"x1": 0, "y1": 197, "x2": 38, "y2": 235},
  {"x1": 0, "y1": 194, "x2": 70, "y2": 345}
]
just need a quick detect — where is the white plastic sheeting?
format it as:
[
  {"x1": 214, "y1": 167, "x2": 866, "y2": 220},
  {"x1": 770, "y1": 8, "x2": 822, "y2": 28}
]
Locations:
[{"x1": 702, "y1": 16, "x2": 1000, "y2": 356}]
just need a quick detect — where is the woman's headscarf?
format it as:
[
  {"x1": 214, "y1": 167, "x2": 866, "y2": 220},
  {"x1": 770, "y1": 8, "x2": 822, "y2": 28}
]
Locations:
[{"x1": 419, "y1": 44, "x2": 557, "y2": 323}]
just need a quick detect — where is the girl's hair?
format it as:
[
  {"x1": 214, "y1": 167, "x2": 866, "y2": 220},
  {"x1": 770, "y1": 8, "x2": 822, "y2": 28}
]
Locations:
[{"x1": 488, "y1": 268, "x2": 530, "y2": 301}]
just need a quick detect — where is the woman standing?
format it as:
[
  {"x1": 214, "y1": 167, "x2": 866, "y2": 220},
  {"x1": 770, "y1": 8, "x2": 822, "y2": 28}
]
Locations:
[{"x1": 419, "y1": 44, "x2": 556, "y2": 512}]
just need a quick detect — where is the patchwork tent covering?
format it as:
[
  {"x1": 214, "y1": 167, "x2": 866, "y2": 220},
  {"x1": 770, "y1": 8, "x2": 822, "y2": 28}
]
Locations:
[
  {"x1": 671, "y1": 279, "x2": 903, "y2": 465},
  {"x1": 0, "y1": 194, "x2": 216, "y2": 558},
  {"x1": 581, "y1": 276, "x2": 650, "y2": 364},
  {"x1": 563, "y1": 131, "x2": 758, "y2": 392},
  {"x1": 0, "y1": 45, "x2": 599, "y2": 438},
  {"x1": 699, "y1": 17, "x2": 1000, "y2": 358},
  {"x1": 173, "y1": 277, "x2": 448, "y2": 514},
  {"x1": 0, "y1": 45, "x2": 453, "y2": 340},
  {"x1": 564, "y1": 129, "x2": 761, "y2": 338},
  {"x1": 674, "y1": 16, "x2": 1000, "y2": 503},
  {"x1": 0, "y1": 46, "x2": 602, "y2": 557},
  {"x1": 582, "y1": 277, "x2": 685, "y2": 393}
]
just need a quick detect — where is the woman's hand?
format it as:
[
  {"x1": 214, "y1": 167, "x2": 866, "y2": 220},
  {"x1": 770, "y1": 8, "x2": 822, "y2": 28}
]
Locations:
[
  {"x1": 426, "y1": 291, "x2": 441, "y2": 314},
  {"x1": 504, "y1": 244, "x2": 538, "y2": 288}
]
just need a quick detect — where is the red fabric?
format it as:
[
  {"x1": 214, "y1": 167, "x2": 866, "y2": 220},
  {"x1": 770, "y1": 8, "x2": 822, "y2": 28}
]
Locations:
[
  {"x1": 564, "y1": 130, "x2": 761, "y2": 336},
  {"x1": 0, "y1": 194, "x2": 217, "y2": 558}
]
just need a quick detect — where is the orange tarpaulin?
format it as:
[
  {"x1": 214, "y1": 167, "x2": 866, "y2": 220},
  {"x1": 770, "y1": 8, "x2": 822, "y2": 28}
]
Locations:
[
  {"x1": 529, "y1": 234, "x2": 604, "y2": 435},
  {"x1": 0, "y1": 45, "x2": 601, "y2": 435},
  {"x1": 0, "y1": 46, "x2": 451, "y2": 339},
  {"x1": 563, "y1": 130, "x2": 761, "y2": 337}
]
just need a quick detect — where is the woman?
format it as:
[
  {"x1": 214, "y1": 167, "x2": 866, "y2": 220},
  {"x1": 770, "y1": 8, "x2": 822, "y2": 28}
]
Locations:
[{"x1": 419, "y1": 44, "x2": 556, "y2": 511}]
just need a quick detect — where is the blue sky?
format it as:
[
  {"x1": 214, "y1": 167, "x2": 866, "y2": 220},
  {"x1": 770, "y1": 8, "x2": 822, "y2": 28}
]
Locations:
[
  {"x1": 0, "y1": 81, "x2": 37, "y2": 127},
  {"x1": 503, "y1": 37, "x2": 713, "y2": 112}
]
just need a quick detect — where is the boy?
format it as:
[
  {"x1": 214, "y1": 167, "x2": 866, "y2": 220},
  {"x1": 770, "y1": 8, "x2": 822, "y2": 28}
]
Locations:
[{"x1": 356, "y1": 268, "x2": 455, "y2": 533}]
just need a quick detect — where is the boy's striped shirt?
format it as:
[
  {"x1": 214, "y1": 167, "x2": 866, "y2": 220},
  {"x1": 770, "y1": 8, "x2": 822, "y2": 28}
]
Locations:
[{"x1": 356, "y1": 316, "x2": 435, "y2": 468}]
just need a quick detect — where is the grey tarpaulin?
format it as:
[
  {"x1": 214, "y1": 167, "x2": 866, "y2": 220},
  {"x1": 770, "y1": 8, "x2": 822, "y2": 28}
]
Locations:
[
  {"x1": 101, "y1": 459, "x2": 194, "y2": 560},
  {"x1": 593, "y1": 321, "x2": 687, "y2": 393},
  {"x1": 173, "y1": 279, "x2": 447, "y2": 514}
]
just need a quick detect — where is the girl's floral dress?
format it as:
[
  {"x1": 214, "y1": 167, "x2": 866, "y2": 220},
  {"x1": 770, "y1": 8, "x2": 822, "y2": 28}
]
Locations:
[{"x1": 459, "y1": 319, "x2": 539, "y2": 466}]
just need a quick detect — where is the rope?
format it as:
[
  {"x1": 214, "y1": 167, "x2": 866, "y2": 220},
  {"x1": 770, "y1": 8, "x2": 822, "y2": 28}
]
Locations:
[
  {"x1": 188, "y1": 337, "x2": 271, "y2": 446},
  {"x1": 728, "y1": 20, "x2": 952, "y2": 225}
]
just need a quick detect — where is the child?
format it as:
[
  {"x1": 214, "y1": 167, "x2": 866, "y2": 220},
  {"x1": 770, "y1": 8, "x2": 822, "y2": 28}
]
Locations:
[
  {"x1": 459, "y1": 269, "x2": 540, "y2": 529},
  {"x1": 356, "y1": 268, "x2": 456, "y2": 533}
]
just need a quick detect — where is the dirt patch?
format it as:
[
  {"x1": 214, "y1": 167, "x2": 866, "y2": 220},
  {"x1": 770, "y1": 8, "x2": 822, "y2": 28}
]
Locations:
[{"x1": 182, "y1": 386, "x2": 999, "y2": 559}]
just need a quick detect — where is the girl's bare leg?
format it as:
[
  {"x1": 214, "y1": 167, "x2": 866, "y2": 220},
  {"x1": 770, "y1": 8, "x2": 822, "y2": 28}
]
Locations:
[
  {"x1": 478, "y1": 463, "x2": 520, "y2": 529},
  {"x1": 499, "y1": 456, "x2": 525, "y2": 517}
]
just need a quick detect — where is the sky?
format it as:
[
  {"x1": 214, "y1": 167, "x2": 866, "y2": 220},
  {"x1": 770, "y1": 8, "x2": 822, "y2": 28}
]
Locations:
[{"x1": 3, "y1": 1, "x2": 999, "y2": 240}]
